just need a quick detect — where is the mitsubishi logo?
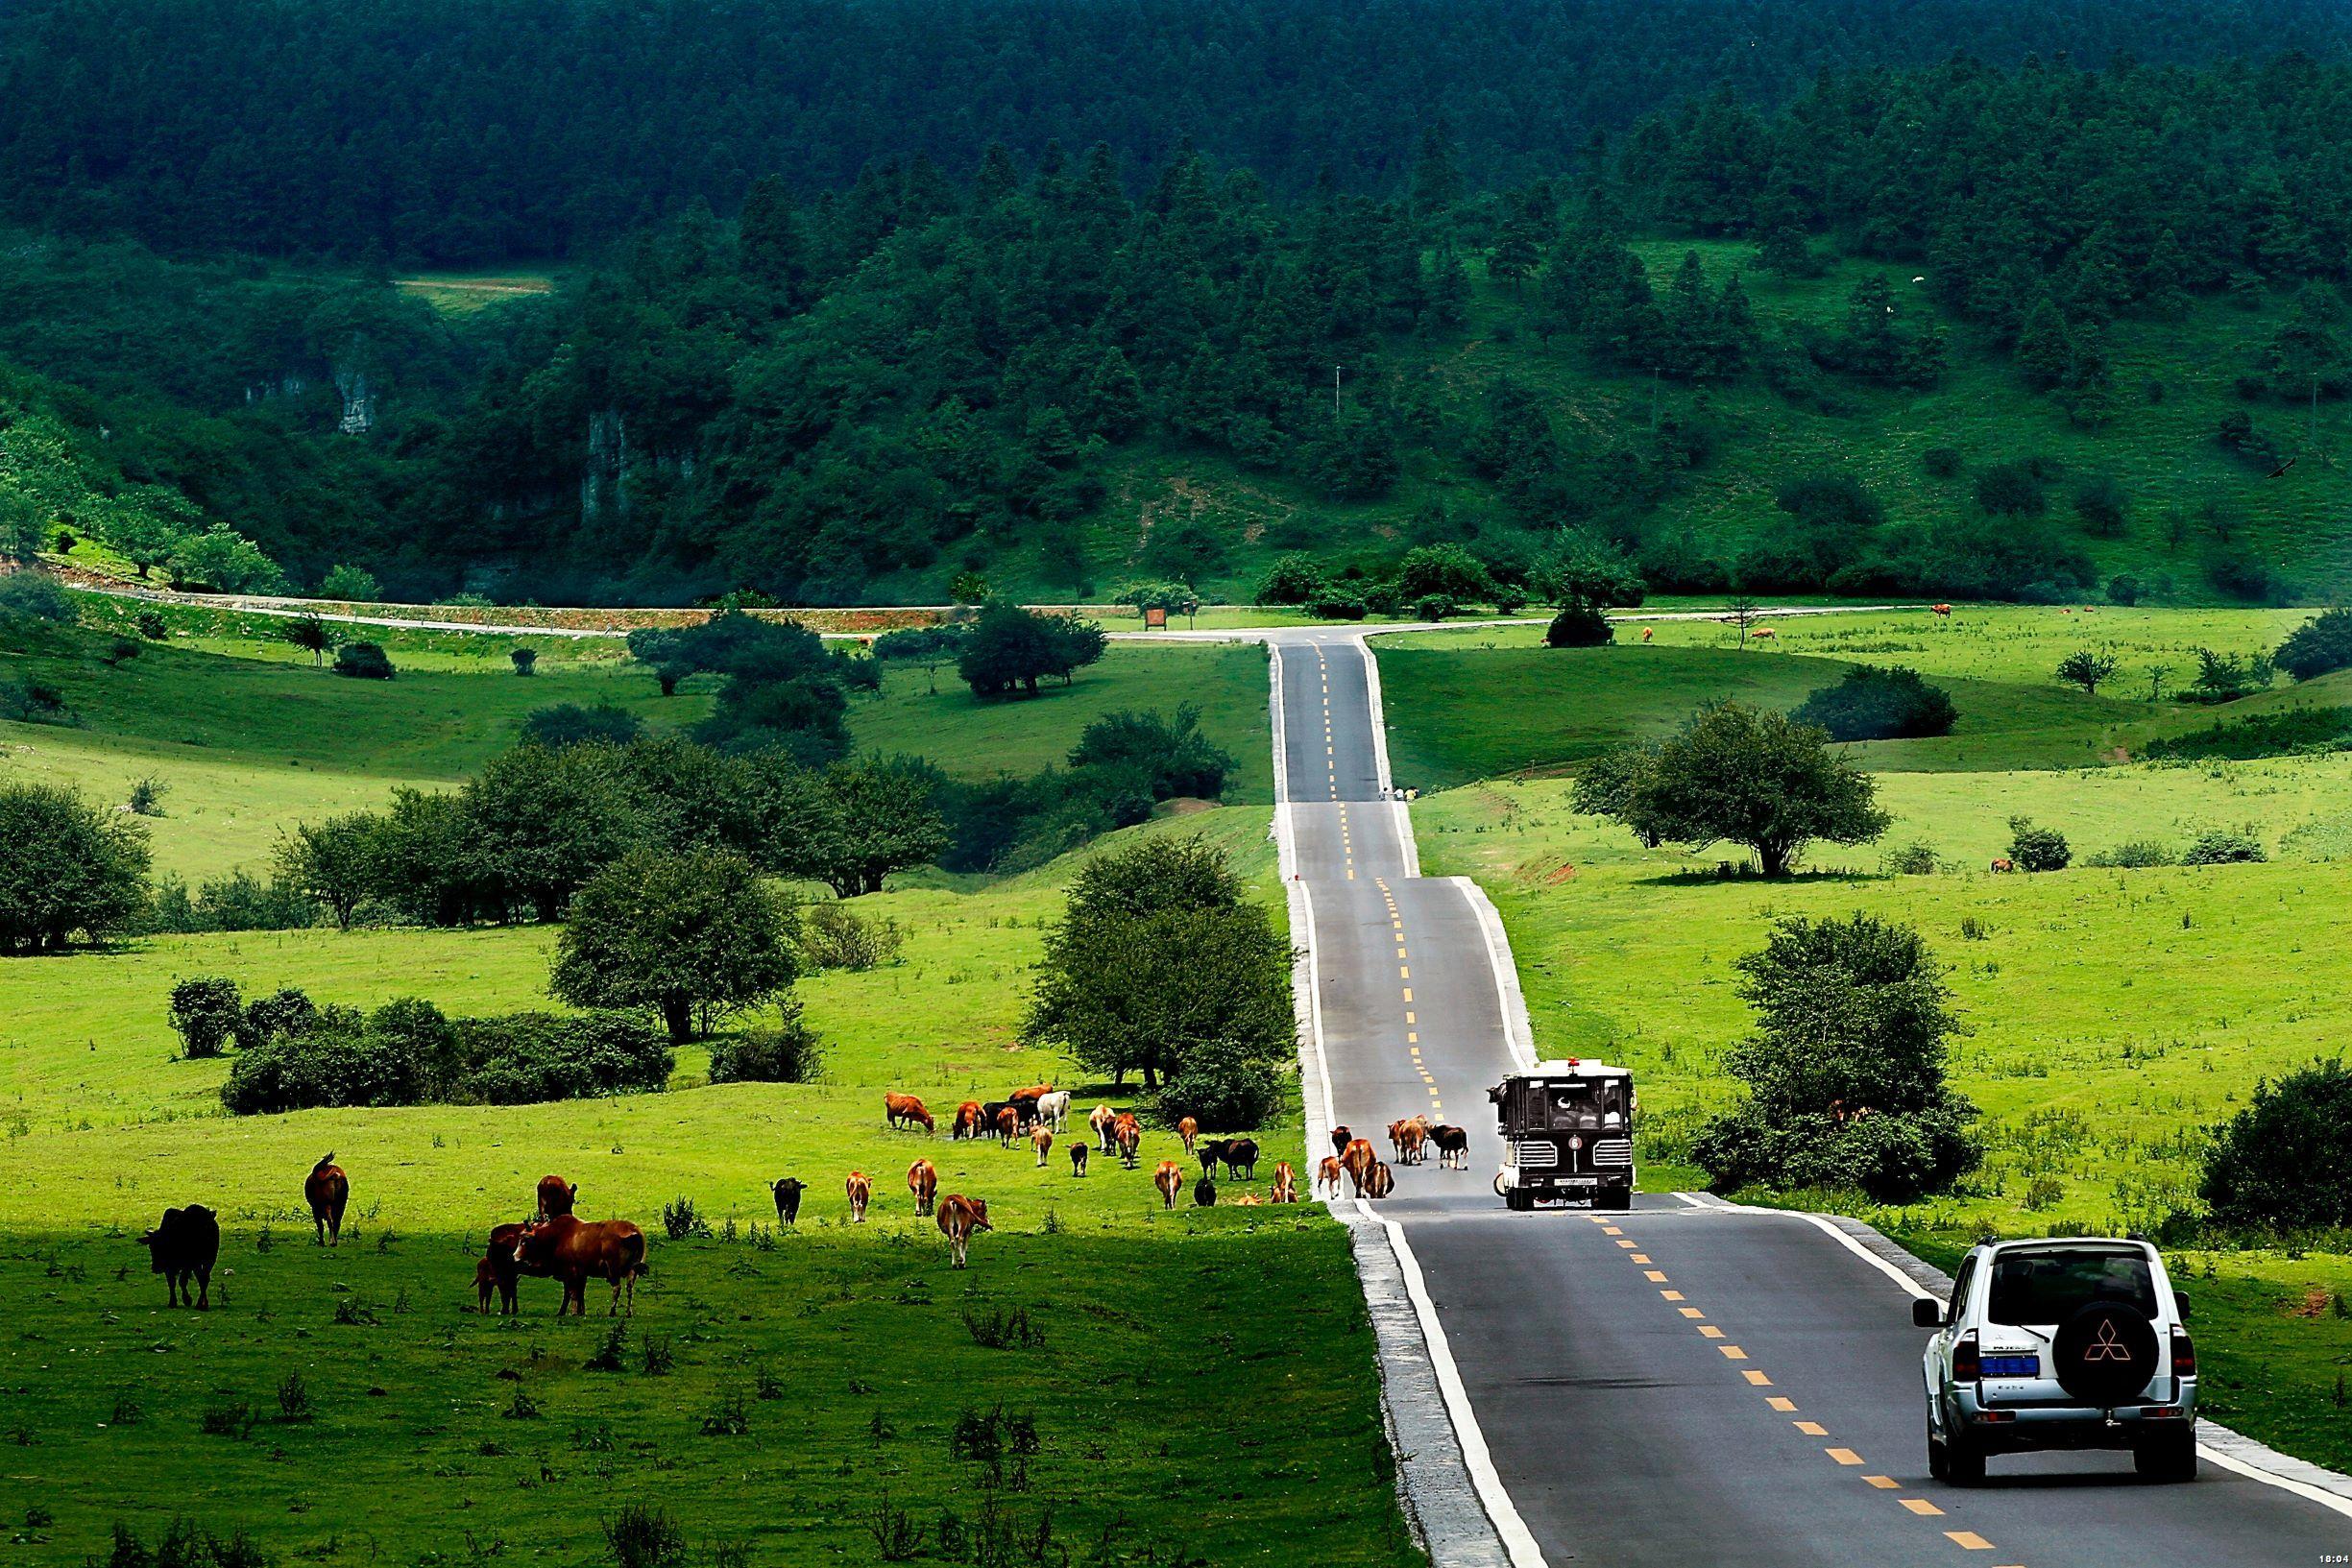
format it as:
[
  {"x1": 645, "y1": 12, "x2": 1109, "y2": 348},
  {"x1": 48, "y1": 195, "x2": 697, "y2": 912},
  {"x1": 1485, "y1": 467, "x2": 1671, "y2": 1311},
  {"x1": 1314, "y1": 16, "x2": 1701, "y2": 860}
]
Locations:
[{"x1": 2083, "y1": 1318, "x2": 2132, "y2": 1362}]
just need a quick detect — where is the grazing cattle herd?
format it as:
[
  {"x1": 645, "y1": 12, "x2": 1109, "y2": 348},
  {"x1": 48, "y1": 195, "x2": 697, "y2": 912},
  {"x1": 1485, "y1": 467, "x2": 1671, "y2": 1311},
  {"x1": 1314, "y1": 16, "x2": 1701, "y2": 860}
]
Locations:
[{"x1": 134, "y1": 1088, "x2": 1461, "y2": 1318}]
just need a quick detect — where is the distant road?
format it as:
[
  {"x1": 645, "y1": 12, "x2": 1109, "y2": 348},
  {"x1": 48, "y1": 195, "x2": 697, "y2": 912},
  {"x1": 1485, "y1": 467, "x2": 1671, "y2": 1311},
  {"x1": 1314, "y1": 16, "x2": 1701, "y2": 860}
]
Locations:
[{"x1": 1273, "y1": 628, "x2": 2352, "y2": 1567}]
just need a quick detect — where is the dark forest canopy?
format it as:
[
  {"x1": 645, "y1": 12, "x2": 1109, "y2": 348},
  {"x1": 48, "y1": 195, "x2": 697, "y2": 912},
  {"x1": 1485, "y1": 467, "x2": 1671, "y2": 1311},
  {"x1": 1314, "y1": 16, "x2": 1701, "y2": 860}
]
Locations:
[{"x1": 1, "y1": 0, "x2": 2348, "y2": 264}]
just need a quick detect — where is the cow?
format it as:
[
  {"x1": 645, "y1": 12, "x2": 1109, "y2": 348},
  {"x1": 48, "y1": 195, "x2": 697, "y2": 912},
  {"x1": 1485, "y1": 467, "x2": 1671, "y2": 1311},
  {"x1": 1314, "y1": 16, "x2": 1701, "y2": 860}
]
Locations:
[
  {"x1": 1069, "y1": 1143, "x2": 1089, "y2": 1177},
  {"x1": 1193, "y1": 1174, "x2": 1218, "y2": 1207},
  {"x1": 1176, "y1": 1116, "x2": 1200, "y2": 1153},
  {"x1": 1365, "y1": 1161, "x2": 1395, "y2": 1199},
  {"x1": 1113, "y1": 1113, "x2": 1142, "y2": 1170},
  {"x1": 1035, "y1": 1090, "x2": 1072, "y2": 1133},
  {"x1": 139, "y1": 1204, "x2": 220, "y2": 1309},
  {"x1": 845, "y1": 1171, "x2": 873, "y2": 1223},
  {"x1": 770, "y1": 1177, "x2": 806, "y2": 1226},
  {"x1": 1090, "y1": 1103, "x2": 1117, "y2": 1151},
  {"x1": 475, "y1": 1220, "x2": 548, "y2": 1315},
  {"x1": 1153, "y1": 1160, "x2": 1184, "y2": 1209},
  {"x1": 1931, "y1": 603, "x2": 1953, "y2": 618},
  {"x1": 952, "y1": 1100, "x2": 985, "y2": 1140},
  {"x1": 514, "y1": 1214, "x2": 647, "y2": 1316},
  {"x1": 1330, "y1": 1124, "x2": 1353, "y2": 1160},
  {"x1": 937, "y1": 1194, "x2": 990, "y2": 1268},
  {"x1": 1221, "y1": 1138, "x2": 1260, "y2": 1180},
  {"x1": 1197, "y1": 1139, "x2": 1230, "y2": 1180},
  {"x1": 1031, "y1": 1125, "x2": 1055, "y2": 1168},
  {"x1": 1316, "y1": 1156, "x2": 1345, "y2": 1197},
  {"x1": 1011, "y1": 1082, "x2": 1054, "y2": 1106},
  {"x1": 536, "y1": 1174, "x2": 577, "y2": 1219},
  {"x1": 1429, "y1": 1124, "x2": 1469, "y2": 1170},
  {"x1": 908, "y1": 1158, "x2": 938, "y2": 1218},
  {"x1": 1640, "y1": 625, "x2": 1655, "y2": 642},
  {"x1": 1386, "y1": 1120, "x2": 1409, "y2": 1160},
  {"x1": 884, "y1": 1092, "x2": 935, "y2": 1134},
  {"x1": 1990, "y1": 857, "x2": 2016, "y2": 874},
  {"x1": 1398, "y1": 1121, "x2": 1429, "y2": 1167},
  {"x1": 1233, "y1": 1193, "x2": 1264, "y2": 1206},
  {"x1": 1342, "y1": 1138, "x2": 1377, "y2": 1197},
  {"x1": 304, "y1": 1152, "x2": 349, "y2": 1245},
  {"x1": 994, "y1": 1105, "x2": 1021, "y2": 1144},
  {"x1": 1750, "y1": 626, "x2": 1777, "y2": 640},
  {"x1": 1272, "y1": 1162, "x2": 1298, "y2": 1203}
]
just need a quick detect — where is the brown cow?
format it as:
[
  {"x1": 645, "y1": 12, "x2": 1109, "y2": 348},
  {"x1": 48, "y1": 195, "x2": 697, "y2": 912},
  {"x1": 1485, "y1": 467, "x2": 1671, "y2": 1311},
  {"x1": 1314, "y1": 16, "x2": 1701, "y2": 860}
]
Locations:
[
  {"x1": 908, "y1": 1158, "x2": 938, "y2": 1218},
  {"x1": 845, "y1": 1171, "x2": 873, "y2": 1222},
  {"x1": 475, "y1": 1220, "x2": 548, "y2": 1315},
  {"x1": 1342, "y1": 1138, "x2": 1377, "y2": 1197},
  {"x1": 937, "y1": 1194, "x2": 990, "y2": 1268},
  {"x1": 1090, "y1": 1103, "x2": 1117, "y2": 1151},
  {"x1": 1990, "y1": 857, "x2": 2017, "y2": 874},
  {"x1": 1330, "y1": 1124, "x2": 1353, "y2": 1160},
  {"x1": 536, "y1": 1174, "x2": 577, "y2": 1218},
  {"x1": 1233, "y1": 1193, "x2": 1264, "y2": 1206},
  {"x1": 1069, "y1": 1142, "x2": 1089, "y2": 1177},
  {"x1": 1398, "y1": 1121, "x2": 1429, "y2": 1167},
  {"x1": 1272, "y1": 1162, "x2": 1298, "y2": 1203},
  {"x1": 1316, "y1": 1156, "x2": 1345, "y2": 1197},
  {"x1": 1153, "y1": 1160, "x2": 1183, "y2": 1209},
  {"x1": 1011, "y1": 1082, "x2": 1055, "y2": 1104},
  {"x1": 1113, "y1": 1112, "x2": 1142, "y2": 1170},
  {"x1": 304, "y1": 1152, "x2": 349, "y2": 1245},
  {"x1": 885, "y1": 1092, "x2": 935, "y2": 1134},
  {"x1": 1176, "y1": 1116, "x2": 1200, "y2": 1153},
  {"x1": 1386, "y1": 1119, "x2": 1410, "y2": 1160},
  {"x1": 514, "y1": 1215, "x2": 646, "y2": 1316},
  {"x1": 1365, "y1": 1161, "x2": 1395, "y2": 1199},
  {"x1": 994, "y1": 1105, "x2": 1021, "y2": 1144},
  {"x1": 1031, "y1": 1124, "x2": 1055, "y2": 1168},
  {"x1": 952, "y1": 1099, "x2": 984, "y2": 1140}
]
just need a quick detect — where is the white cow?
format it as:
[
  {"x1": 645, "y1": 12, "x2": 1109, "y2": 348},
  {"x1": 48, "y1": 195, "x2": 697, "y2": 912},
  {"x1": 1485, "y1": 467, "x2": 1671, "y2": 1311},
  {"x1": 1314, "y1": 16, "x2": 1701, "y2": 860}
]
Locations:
[{"x1": 1035, "y1": 1090, "x2": 1071, "y2": 1134}]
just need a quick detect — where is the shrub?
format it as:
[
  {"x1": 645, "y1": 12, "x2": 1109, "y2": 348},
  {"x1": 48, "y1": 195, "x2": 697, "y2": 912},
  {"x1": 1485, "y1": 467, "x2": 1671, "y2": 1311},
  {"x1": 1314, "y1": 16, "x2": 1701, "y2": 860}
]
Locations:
[
  {"x1": 2072, "y1": 475, "x2": 2129, "y2": 537},
  {"x1": 218, "y1": 1001, "x2": 668, "y2": 1113},
  {"x1": 705, "y1": 1002, "x2": 825, "y2": 1084},
  {"x1": 2086, "y1": 840, "x2": 2175, "y2": 868},
  {"x1": 318, "y1": 564, "x2": 380, "y2": 601},
  {"x1": 1920, "y1": 446, "x2": 1964, "y2": 479},
  {"x1": 1881, "y1": 841, "x2": 1941, "y2": 876},
  {"x1": 1252, "y1": 553, "x2": 1323, "y2": 606},
  {"x1": 1972, "y1": 462, "x2": 2045, "y2": 516},
  {"x1": 1305, "y1": 592, "x2": 1367, "y2": 620},
  {"x1": 2143, "y1": 708, "x2": 2352, "y2": 760},
  {"x1": 1543, "y1": 599, "x2": 1613, "y2": 647},
  {"x1": 0, "y1": 782, "x2": 153, "y2": 952},
  {"x1": 522, "y1": 703, "x2": 643, "y2": 748},
  {"x1": 797, "y1": 903, "x2": 903, "y2": 972},
  {"x1": 455, "y1": 1011, "x2": 674, "y2": 1103},
  {"x1": 509, "y1": 647, "x2": 537, "y2": 676},
  {"x1": 1153, "y1": 1032, "x2": 1285, "y2": 1131},
  {"x1": 1394, "y1": 543, "x2": 1496, "y2": 606},
  {"x1": 2105, "y1": 574, "x2": 2141, "y2": 606},
  {"x1": 604, "y1": 1504, "x2": 688, "y2": 1568},
  {"x1": 0, "y1": 677, "x2": 68, "y2": 723},
  {"x1": 333, "y1": 642, "x2": 395, "y2": 680},
  {"x1": 234, "y1": 986, "x2": 320, "y2": 1051},
  {"x1": 168, "y1": 977, "x2": 244, "y2": 1059},
  {"x1": 135, "y1": 610, "x2": 169, "y2": 639},
  {"x1": 2181, "y1": 829, "x2": 2266, "y2": 865},
  {"x1": 662, "y1": 1197, "x2": 710, "y2": 1241},
  {"x1": 2024, "y1": 1173, "x2": 2067, "y2": 1212},
  {"x1": 2200, "y1": 1059, "x2": 2352, "y2": 1232},
  {"x1": 2275, "y1": 607, "x2": 2352, "y2": 682},
  {"x1": 1790, "y1": 665, "x2": 1956, "y2": 741},
  {"x1": 1067, "y1": 704, "x2": 1235, "y2": 800},
  {"x1": 2005, "y1": 816, "x2": 2071, "y2": 872},
  {"x1": 0, "y1": 571, "x2": 75, "y2": 623}
]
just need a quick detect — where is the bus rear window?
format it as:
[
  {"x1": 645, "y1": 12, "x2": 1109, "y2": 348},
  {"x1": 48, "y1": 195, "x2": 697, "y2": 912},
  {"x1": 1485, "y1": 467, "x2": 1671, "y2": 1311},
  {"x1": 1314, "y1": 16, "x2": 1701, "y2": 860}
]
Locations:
[{"x1": 1986, "y1": 1251, "x2": 2157, "y2": 1326}]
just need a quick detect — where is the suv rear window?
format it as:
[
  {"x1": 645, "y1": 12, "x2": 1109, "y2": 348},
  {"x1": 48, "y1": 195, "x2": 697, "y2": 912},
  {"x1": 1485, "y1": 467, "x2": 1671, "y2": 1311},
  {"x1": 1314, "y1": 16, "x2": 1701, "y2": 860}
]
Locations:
[{"x1": 1986, "y1": 1250, "x2": 2158, "y2": 1326}]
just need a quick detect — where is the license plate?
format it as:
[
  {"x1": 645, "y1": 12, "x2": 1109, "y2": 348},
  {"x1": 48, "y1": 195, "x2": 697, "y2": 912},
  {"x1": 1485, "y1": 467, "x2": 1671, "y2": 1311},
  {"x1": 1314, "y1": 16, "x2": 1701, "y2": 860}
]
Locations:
[{"x1": 1563, "y1": 1176, "x2": 1597, "y2": 1187}]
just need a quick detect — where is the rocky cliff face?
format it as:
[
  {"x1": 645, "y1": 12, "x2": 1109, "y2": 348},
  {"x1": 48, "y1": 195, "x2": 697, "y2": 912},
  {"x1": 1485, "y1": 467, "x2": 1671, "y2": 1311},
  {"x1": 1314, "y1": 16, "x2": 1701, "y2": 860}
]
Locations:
[{"x1": 333, "y1": 367, "x2": 376, "y2": 434}]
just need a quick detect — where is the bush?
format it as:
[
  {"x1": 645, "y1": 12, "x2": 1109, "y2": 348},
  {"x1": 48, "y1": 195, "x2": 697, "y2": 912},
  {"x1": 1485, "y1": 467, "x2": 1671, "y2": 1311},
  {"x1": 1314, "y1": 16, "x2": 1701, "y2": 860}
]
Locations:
[
  {"x1": 0, "y1": 781, "x2": 153, "y2": 952},
  {"x1": 0, "y1": 571, "x2": 75, "y2": 622},
  {"x1": 1790, "y1": 665, "x2": 1956, "y2": 741},
  {"x1": 221, "y1": 1002, "x2": 441, "y2": 1114},
  {"x1": 2072, "y1": 475, "x2": 2129, "y2": 538},
  {"x1": 522, "y1": 703, "x2": 644, "y2": 748},
  {"x1": 333, "y1": 642, "x2": 396, "y2": 680},
  {"x1": 1920, "y1": 446, "x2": 1964, "y2": 479},
  {"x1": 1543, "y1": 599, "x2": 1614, "y2": 647},
  {"x1": 455, "y1": 1011, "x2": 675, "y2": 1103},
  {"x1": 2142, "y1": 708, "x2": 2352, "y2": 760},
  {"x1": 318, "y1": 564, "x2": 381, "y2": 601},
  {"x1": 1253, "y1": 553, "x2": 1323, "y2": 606},
  {"x1": 2200, "y1": 1059, "x2": 2352, "y2": 1232},
  {"x1": 1305, "y1": 592, "x2": 1367, "y2": 620},
  {"x1": 797, "y1": 903, "x2": 903, "y2": 972},
  {"x1": 1394, "y1": 543, "x2": 1496, "y2": 606},
  {"x1": 135, "y1": 610, "x2": 169, "y2": 639},
  {"x1": 168, "y1": 976, "x2": 245, "y2": 1059},
  {"x1": 234, "y1": 986, "x2": 320, "y2": 1051},
  {"x1": 510, "y1": 647, "x2": 538, "y2": 676},
  {"x1": 604, "y1": 1504, "x2": 689, "y2": 1568},
  {"x1": 0, "y1": 676, "x2": 69, "y2": 723},
  {"x1": 2005, "y1": 816, "x2": 2071, "y2": 872},
  {"x1": 1413, "y1": 593, "x2": 1456, "y2": 622},
  {"x1": 1881, "y1": 841, "x2": 1941, "y2": 876},
  {"x1": 706, "y1": 1003, "x2": 825, "y2": 1084},
  {"x1": 2105, "y1": 573, "x2": 2141, "y2": 606},
  {"x1": 2085, "y1": 840, "x2": 2175, "y2": 868},
  {"x1": 1153, "y1": 1032, "x2": 1285, "y2": 1131},
  {"x1": 2180, "y1": 829, "x2": 2266, "y2": 865},
  {"x1": 218, "y1": 1001, "x2": 669, "y2": 1113},
  {"x1": 1067, "y1": 704, "x2": 1235, "y2": 800},
  {"x1": 2275, "y1": 607, "x2": 2352, "y2": 682},
  {"x1": 1973, "y1": 461, "x2": 2046, "y2": 516},
  {"x1": 1692, "y1": 1099, "x2": 1980, "y2": 1203}
]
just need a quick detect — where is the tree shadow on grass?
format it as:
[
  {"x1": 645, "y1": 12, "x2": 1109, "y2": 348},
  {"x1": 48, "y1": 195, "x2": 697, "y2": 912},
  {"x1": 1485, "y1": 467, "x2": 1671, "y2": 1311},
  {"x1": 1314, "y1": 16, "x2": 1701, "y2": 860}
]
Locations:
[{"x1": 1629, "y1": 866, "x2": 1884, "y2": 888}]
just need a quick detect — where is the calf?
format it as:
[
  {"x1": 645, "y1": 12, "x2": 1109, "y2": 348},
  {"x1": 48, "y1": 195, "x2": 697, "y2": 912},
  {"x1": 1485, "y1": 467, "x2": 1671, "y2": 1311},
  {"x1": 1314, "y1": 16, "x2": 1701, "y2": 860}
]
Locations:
[
  {"x1": 536, "y1": 1174, "x2": 577, "y2": 1219},
  {"x1": 1176, "y1": 1116, "x2": 1200, "y2": 1153},
  {"x1": 304, "y1": 1152, "x2": 350, "y2": 1245},
  {"x1": 1316, "y1": 1156, "x2": 1345, "y2": 1197},
  {"x1": 953, "y1": 1100, "x2": 984, "y2": 1140},
  {"x1": 1113, "y1": 1113, "x2": 1142, "y2": 1170},
  {"x1": 475, "y1": 1220, "x2": 542, "y2": 1315},
  {"x1": 1233, "y1": 1193, "x2": 1264, "y2": 1206},
  {"x1": 770, "y1": 1177, "x2": 806, "y2": 1226},
  {"x1": 1153, "y1": 1160, "x2": 1183, "y2": 1210},
  {"x1": 1364, "y1": 1161, "x2": 1395, "y2": 1199},
  {"x1": 908, "y1": 1158, "x2": 937, "y2": 1218},
  {"x1": 1035, "y1": 1090, "x2": 1072, "y2": 1133},
  {"x1": 936, "y1": 1194, "x2": 990, "y2": 1268},
  {"x1": 994, "y1": 1105, "x2": 1021, "y2": 1144},
  {"x1": 845, "y1": 1171, "x2": 873, "y2": 1222},
  {"x1": 1271, "y1": 1162, "x2": 1298, "y2": 1203},
  {"x1": 139, "y1": 1204, "x2": 220, "y2": 1309},
  {"x1": 1220, "y1": 1138, "x2": 1259, "y2": 1180},
  {"x1": 1342, "y1": 1138, "x2": 1377, "y2": 1197},
  {"x1": 1330, "y1": 1124, "x2": 1353, "y2": 1160},
  {"x1": 1387, "y1": 1120, "x2": 1409, "y2": 1161},
  {"x1": 884, "y1": 1092, "x2": 935, "y2": 1134},
  {"x1": 1069, "y1": 1143, "x2": 1089, "y2": 1178},
  {"x1": 1429, "y1": 1124, "x2": 1468, "y2": 1170},
  {"x1": 1090, "y1": 1103, "x2": 1117, "y2": 1151},
  {"x1": 514, "y1": 1215, "x2": 647, "y2": 1316},
  {"x1": 1192, "y1": 1174, "x2": 1217, "y2": 1207},
  {"x1": 1197, "y1": 1139, "x2": 1231, "y2": 1180}
]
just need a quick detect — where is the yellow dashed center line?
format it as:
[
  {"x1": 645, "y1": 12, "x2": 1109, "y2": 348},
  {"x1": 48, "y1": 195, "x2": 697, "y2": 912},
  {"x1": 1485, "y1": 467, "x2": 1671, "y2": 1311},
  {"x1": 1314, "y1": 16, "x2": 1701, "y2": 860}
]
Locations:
[{"x1": 1899, "y1": 1499, "x2": 1946, "y2": 1518}]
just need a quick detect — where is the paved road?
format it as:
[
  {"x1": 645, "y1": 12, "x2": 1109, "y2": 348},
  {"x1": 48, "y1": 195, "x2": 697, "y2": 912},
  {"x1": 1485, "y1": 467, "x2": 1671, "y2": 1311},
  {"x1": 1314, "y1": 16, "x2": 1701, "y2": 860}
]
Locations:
[{"x1": 1273, "y1": 631, "x2": 2352, "y2": 1568}]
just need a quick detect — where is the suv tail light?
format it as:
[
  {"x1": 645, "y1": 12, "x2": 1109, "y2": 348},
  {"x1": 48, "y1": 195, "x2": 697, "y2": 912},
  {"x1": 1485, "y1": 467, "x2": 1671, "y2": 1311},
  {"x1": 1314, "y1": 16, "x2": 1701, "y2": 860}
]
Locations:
[
  {"x1": 2170, "y1": 1327, "x2": 2195, "y2": 1378},
  {"x1": 1953, "y1": 1331, "x2": 1981, "y2": 1383}
]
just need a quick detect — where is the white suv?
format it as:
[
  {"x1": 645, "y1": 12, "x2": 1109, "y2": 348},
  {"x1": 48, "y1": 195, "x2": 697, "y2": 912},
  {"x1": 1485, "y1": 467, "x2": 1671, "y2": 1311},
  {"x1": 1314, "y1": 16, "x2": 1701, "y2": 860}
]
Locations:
[{"x1": 1916, "y1": 1238, "x2": 2197, "y2": 1484}]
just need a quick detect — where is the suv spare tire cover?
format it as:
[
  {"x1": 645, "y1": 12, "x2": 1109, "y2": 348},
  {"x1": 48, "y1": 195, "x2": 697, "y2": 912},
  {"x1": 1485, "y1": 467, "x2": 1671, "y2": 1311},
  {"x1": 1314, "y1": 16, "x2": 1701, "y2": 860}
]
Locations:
[{"x1": 2051, "y1": 1299, "x2": 2160, "y2": 1404}]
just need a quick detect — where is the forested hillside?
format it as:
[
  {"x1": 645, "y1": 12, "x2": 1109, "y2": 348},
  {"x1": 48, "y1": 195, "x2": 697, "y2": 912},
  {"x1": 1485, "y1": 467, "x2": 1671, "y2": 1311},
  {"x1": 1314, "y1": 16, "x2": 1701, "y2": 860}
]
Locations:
[{"x1": 9, "y1": 42, "x2": 2352, "y2": 603}]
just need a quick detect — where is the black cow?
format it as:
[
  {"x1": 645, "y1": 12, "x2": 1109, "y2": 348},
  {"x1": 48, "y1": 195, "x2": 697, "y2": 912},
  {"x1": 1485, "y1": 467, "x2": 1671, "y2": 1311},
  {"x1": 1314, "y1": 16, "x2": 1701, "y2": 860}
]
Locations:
[
  {"x1": 140, "y1": 1204, "x2": 221, "y2": 1309},
  {"x1": 1197, "y1": 1140, "x2": 1230, "y2": 1179},
  {"x1": 980, "y1": 1101, "x2": 1014, "y2": 1142},
  {"x1": 1069, "y1": 1143, "x2": 1089, "y2": 1177},
  {"x1": 1192, "y1": 1175, "x2": 1218, "y2": 1207},
  {"x1": 1221, "y1": 1138, "x2": 1260, "y2": 1180},
  {"x1": 770, "y1": 1178, "x2": 806, "y2": 1226},
  {"x1": 1429, "y1": 1124, "x2": 1469, "y2": 1170}
]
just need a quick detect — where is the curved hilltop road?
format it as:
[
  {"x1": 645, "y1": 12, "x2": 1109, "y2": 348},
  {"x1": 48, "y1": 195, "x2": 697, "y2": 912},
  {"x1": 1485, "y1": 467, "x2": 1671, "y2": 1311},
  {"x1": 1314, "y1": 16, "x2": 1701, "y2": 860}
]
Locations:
[{"x1": 1273, "y1": 630, "x2": 2352, "y2": 1568}]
